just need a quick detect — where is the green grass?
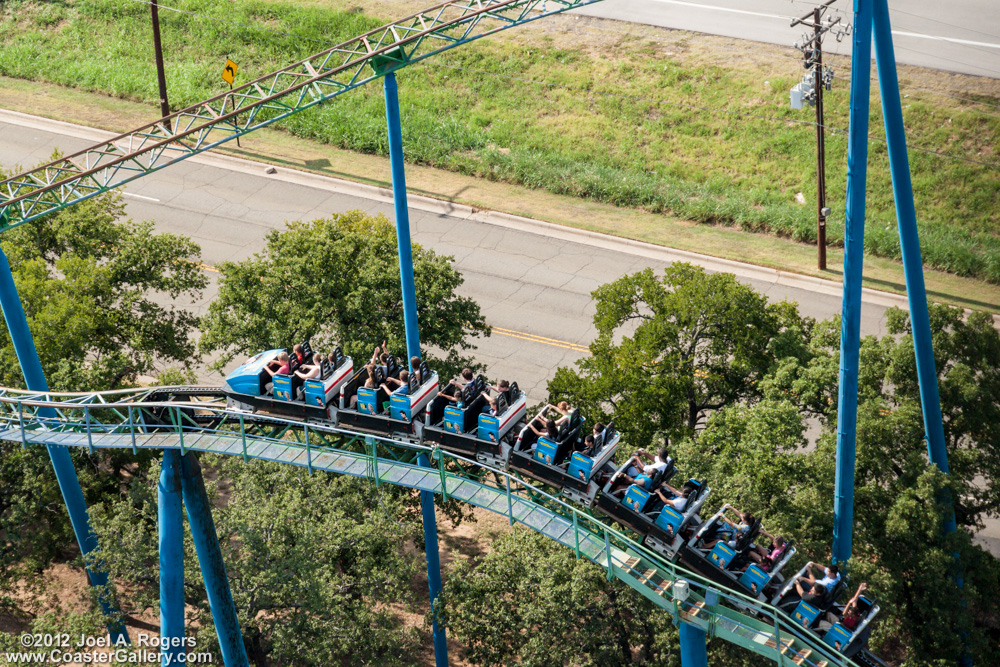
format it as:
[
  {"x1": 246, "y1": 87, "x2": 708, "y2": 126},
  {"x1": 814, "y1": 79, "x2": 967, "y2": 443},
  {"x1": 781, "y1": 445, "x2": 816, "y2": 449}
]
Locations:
[{"x1": 2, "y1": 0, "x2": 1000, "y2": 282}]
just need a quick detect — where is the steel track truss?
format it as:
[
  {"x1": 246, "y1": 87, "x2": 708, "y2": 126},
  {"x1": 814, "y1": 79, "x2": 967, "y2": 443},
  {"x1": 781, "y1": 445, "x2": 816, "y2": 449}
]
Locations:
[
  {"x1": 0, "y1": 0, "x2": 603, "y2": 230},
  {"x1": 0, "y1": 388, "x2": 859, "y2": 667}
]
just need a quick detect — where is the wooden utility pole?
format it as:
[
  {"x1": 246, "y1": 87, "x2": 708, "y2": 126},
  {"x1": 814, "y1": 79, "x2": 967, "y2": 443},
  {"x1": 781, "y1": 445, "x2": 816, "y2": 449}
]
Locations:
[
  {"x1": 813, "y1": 6, "x2": 827, "y2": 270},
  {"x1": 151, "y1": 0, "x2": 171, "y2": 118},
  {"x1": 792, "y1": 0, "x2": 840, "y2": 270}
]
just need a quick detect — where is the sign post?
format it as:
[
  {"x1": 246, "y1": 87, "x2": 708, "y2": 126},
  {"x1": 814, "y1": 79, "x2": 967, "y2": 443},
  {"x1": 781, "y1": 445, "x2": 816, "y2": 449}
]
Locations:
[{"x1": 222, "y1": 59, "x2": 240, "y2": 147}]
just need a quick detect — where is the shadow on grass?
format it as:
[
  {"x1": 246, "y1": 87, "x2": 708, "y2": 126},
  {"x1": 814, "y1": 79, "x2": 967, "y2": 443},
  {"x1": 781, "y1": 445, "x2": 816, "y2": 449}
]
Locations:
[{"x1": 824, "y1": 268, "x2": 1000, "y2": 313}]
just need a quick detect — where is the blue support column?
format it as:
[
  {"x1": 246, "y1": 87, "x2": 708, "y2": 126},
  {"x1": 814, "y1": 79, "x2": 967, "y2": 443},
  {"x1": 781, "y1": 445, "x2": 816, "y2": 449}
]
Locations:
[
  {"x1": 382, "y1": 70, "x2": 446, "y2": 665},
  {"x1": 679, "y1": 623, "x2": 708, "y2": 667},
  {"x1": 870, "y1": 0, "x2": 953, "y2": 526},
  {"x1": 383, "y1": 71, "x2": 422, "y2": 365},
  {"x1": 832, "y1": 0, "x2": 873, "y2": 567},
  {"x1": 178, "y1": 452, "x2": 248, "y2": 667},
  {"x1": 158, "y1": 449, "x2": 185, "y2": 666},
  {"x1": 872, "y1": 5, "x2": 968, "y2": 665},
  {"x1": 0, "y1": 246, "x2": 128, "y2": 643},
  {"x1": 418, "y1": 453, "x2": 448, "y2": 667}
]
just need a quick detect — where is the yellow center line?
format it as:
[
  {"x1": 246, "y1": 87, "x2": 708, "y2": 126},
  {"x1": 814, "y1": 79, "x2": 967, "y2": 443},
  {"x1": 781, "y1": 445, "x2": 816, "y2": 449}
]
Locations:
[
  {"x1": 492, "y1": 326, "x2": 590, "y2": 353},
  {"x1": 200, "y1": 263, "x2": 589, "y2": 354}
]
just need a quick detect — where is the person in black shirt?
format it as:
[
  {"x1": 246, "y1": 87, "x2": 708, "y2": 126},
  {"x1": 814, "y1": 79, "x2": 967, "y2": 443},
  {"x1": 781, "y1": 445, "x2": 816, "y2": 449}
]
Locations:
[{"x1": 800, "y1": 582, "x2": 826, "y2": 608}]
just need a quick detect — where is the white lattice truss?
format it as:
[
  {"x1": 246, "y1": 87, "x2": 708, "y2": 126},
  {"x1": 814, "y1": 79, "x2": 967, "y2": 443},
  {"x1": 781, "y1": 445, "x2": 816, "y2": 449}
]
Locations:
[{"x1": 0, "y1": 0, "x2": 601, "y2": 229}]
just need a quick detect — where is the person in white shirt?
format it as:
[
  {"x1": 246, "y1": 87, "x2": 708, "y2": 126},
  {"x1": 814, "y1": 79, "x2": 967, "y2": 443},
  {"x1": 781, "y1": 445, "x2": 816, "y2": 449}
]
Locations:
[
  {"x1": 701, "y1": 508, "x2": 755, "y2": 549},
  {"x1": 624, "y1": 447, "x2": 672, "y2": 480},
  {"x1": 610, "y1": 447, "x2": 674, "y2": 496},
  {"x1": 798, "y1": 562, "x2": 841, "y2": 593},
  {"x1": 653, "y1": 483, "x2": 692, "y2": 512},
  {"x1": 292, "y1": 353, "x2": 322, "y2": 399}
]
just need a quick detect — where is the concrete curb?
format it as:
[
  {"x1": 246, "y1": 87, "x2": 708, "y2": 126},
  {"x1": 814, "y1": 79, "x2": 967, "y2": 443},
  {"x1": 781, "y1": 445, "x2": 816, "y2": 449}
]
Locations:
[{"x1": 0, "y1": 108, "x2": 913, "y2": 312}]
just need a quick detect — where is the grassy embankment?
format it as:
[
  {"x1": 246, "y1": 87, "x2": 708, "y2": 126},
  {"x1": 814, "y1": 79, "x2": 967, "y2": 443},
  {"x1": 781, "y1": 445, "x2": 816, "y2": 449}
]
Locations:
[{"x1": 2, "y1": 0, "x2": 999, "y2": 291}]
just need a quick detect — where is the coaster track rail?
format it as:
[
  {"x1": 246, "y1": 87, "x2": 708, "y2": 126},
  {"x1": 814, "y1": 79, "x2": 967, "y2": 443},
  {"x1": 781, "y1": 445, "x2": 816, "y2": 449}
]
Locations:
[{"x1": 0, "y1": 387, "x2": 864, "y2": 667}]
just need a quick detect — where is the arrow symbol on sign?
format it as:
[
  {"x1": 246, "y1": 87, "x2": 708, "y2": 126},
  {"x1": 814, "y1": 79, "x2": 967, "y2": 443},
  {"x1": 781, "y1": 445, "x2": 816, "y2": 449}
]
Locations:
[{"x1": 226, "y1": 65, "x2": 235, "y2": 76}]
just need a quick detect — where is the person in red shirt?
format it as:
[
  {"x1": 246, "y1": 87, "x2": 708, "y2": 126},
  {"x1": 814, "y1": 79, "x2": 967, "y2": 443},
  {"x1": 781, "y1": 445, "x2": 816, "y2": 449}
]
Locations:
[{"x1": 839, "y1": 583, "x2": 868, "y2": 630}]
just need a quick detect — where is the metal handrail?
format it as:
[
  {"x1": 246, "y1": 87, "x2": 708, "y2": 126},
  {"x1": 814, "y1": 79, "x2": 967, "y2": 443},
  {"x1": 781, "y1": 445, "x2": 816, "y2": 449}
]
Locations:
[{"x1": 1, "y1": 395, "x2": 853, "y2": 667}]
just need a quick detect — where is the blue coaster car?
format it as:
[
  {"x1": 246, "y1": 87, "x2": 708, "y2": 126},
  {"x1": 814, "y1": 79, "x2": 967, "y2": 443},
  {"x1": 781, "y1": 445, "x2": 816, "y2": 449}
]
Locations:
[
  {"x1": 821, "y1": 596, "x2": 879, "y2": 658},
  {"x1": 771, "y1": 563, "x2": 845, "y2": 612},
  {"x1": 338, "y1": 357, "x2": 437, "y2": 439},
  {"x1": 683, "y1": 504, "x2": 795, "y2": 600},
  {"x1": 224, "y1": 343, "x2": 352, "y2": 421},
  {"x1": 684, "y1": 504, "x2": 796, "y2": 601},
  {"x1": 770, "y1": 566, "x2": 879, "y2": 659},
  {"x1": 423, "y1": 377, "x2": 527, "y2": 467},
  {"x1": 522, "y1": 419, "x2": 621, "y2": 506},
  {"x1": 593, "y1": 456, "x2": 710, "y2": 560},
  {"x1": 507, "y1": 407, "x2": 592, "y2": 488}
]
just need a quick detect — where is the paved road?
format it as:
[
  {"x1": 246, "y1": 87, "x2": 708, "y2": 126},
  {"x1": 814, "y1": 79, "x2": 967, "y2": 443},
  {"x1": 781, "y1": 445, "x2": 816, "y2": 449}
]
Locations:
[
  {"x1": 2, "y1": 110, "x2": 997, "y2": 555},
  {"x1": 574, "y1": 0, "x2": 1000, "y2": 78},
  {"x1": 0, "y1": 111, "x2": 900, "y2": 398}
]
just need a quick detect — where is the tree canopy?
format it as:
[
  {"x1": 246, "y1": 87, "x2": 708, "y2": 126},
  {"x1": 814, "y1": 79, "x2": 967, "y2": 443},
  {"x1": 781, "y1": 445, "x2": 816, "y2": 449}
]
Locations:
[
  {"x1": 548, "y1": 263, "x2": 805, "y2": 446},
  {"x1": 441, "y1": 529, "x2": 680, "y2": 667},
  {"x1": 0, "y1": 186, "x2": 207, "y2": 626},
  {"x1": 89, "y1": 456, "x2": 424, "y2": 666},
  {"x1": 0, "y1": 188, "x2": 206, "y2": 390},
  {"x1": 199, "y1": 211, "x2": 490, "y2": 379},
  {"x1": 540, "y1": 265, "x2": 999, "y2": 664},
  {"x1": 671, "y1": 304, "x2": 1000, "y2": 664}
]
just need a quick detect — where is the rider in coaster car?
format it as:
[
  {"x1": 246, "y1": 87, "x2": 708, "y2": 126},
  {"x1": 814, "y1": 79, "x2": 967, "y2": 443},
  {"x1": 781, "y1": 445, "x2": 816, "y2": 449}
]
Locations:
[
  {"x1": 652, "y1": 483, "x2": 693, "y2": 511},
  {"x1": 818, "y1": 583, "x2": 868, "y2": 632},
  {"x1": 592, "y1": 422, "x2": 607, "y2": 448},
  {"x1": 800, "y1": 582, "x2": 826, "y2": 608},
  {"x1": 382, "y1": 369, "x2": 410, "y2": 394},
  {"x1": 797, "y1": 562, "x2": 841, "y2": 594},
  {"x1": 527, "y1": 418, "x2": 559, "y2": 451},
  {"x1": 551, "y1": 401, "x2": 572, "y2": 425},
  {"x1": 410, "y1": 356, "x2": 423, "y2": 383},
  {"x1": 609, "y1": 446, "x2": 672, "y2": 495},
  {"x1": 295, "y1": 353, "x2": 322, "y2": 381},
  {"x1": 437, "y1": 368, "x2": 475, "y2": 403},
  {"x1": 479, "y1": 379, "x2": 510, "y2": 415},
  {"x1": 292, "y1": 344, "x2": 305, "y2": 365},
  {"x1": 264, "y1": 351, "x2": 290, "y2": 394},
  {"x1": 348, "y1": 364, "x2": 377, "y2": 410},
  {"x1": 701, "y1": 509, "x2": 755, "y2": 549},
  {"x1": 746, "y1": 535, "x2": 788, "y2": 571},
  {"x1": 293, "y1": 353, "x2": 323, "y2": 399},
  {"x1": 368, "y1": 341, "x2": 390, "y2": 375}
]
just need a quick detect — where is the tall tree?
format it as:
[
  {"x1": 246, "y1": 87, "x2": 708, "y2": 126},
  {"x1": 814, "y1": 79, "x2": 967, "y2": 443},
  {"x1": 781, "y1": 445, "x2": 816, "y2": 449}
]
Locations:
[
  {"x1": 684, "y1": 303, "x2": 1000, "y2": 664},
  {"x1": 548, "y1": 263, "x2": 802, "y2": 446},
  {"x1": 0, "y1": 188, "x2": 207, "y2": 390},
  {"x1": 0, "y1": 180, "x2": 206, "y2": 630},
  {"x1": 199, "y1": 211, "x2": 490, "y2": 379},
  {"x1": 440, "y1": 529, "x2": 680, "y2": 667},
  {"x1": 89, "y1": 457, "x2": 423, "y2": 667}
]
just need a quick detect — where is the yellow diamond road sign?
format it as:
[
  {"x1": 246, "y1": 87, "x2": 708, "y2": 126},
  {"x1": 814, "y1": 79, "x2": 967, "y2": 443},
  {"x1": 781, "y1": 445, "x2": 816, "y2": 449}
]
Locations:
[{"x1": 222, "y1": 59, "x2": 238, "y2": 85}]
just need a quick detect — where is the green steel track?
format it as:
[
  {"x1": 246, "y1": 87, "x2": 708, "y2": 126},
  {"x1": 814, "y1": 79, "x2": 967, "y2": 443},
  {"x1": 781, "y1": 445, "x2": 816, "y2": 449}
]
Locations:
[{"x1": 0, "y1": 386, "x2": 856, "y2": 667}]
